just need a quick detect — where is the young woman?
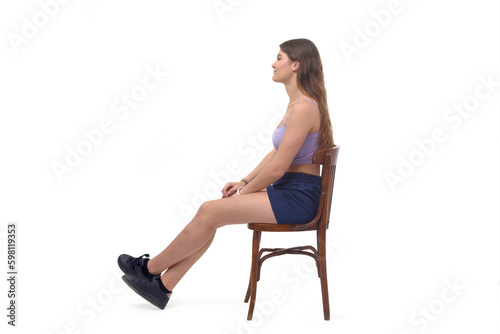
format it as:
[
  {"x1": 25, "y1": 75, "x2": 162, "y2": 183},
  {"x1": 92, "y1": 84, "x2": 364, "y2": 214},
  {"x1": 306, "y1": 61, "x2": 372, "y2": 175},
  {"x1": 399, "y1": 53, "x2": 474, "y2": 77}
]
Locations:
[{"x1": 118, "y1": 38, "x2": 334, "y2": 309}]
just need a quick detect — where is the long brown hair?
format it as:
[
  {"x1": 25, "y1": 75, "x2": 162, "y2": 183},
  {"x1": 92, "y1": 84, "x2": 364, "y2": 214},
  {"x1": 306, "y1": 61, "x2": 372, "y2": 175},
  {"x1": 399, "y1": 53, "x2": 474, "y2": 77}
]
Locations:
[{"x1": 279, "y1": 38, "x2": 334, "y2": 148}]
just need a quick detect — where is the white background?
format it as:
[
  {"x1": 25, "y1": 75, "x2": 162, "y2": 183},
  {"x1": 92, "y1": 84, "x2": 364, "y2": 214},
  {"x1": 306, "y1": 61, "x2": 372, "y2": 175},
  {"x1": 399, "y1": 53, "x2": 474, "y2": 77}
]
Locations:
[{"x1": 0, "y1": 0, "x2": 498, "y2": 333}]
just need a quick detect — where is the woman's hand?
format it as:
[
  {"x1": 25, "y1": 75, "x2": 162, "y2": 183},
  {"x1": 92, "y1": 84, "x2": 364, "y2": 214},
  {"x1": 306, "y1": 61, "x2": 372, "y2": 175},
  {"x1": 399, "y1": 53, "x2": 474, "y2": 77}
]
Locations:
[{"x1": 221, "y1": 181, "x2": 246, "y2": 198}]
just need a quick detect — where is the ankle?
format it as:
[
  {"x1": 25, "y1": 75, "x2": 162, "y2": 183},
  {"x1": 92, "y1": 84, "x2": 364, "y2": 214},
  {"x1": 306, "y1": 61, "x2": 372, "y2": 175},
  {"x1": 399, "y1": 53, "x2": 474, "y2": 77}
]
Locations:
[
  {"x1": 147, "y1": 259, "x2": 160, "y2": 276},
  {"x1": 160, "y1": 276, "x2": 174, "y2": 293},
  {"x1": 146, "y1": 259, "x2": 154, "y2": 275}
]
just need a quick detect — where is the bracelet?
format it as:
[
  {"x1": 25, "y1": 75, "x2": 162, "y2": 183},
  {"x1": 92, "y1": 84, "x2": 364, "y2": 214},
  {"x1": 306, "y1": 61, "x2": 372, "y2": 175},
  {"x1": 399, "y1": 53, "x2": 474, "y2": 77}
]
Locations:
[
  {"x1": 241, "y1": 178, "x2": 249, "y2": 185},
  {"x1": 237, "y1": 186, "x2": 244, "y2": 196}
]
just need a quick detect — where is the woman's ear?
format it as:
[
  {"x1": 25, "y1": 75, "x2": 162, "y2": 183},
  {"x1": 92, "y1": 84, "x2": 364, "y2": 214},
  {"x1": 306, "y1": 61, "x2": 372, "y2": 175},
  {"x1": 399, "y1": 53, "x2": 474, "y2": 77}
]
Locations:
[{"x1": 292, "y1": 61, "x2": 300, "y2": 72}]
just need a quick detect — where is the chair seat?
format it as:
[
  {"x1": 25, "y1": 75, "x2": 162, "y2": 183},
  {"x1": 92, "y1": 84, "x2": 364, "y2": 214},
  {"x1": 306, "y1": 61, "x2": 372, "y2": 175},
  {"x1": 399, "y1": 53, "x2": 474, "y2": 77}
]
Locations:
[{"x1": 247, "y1": 222, "x2": 319, "y2": 232}]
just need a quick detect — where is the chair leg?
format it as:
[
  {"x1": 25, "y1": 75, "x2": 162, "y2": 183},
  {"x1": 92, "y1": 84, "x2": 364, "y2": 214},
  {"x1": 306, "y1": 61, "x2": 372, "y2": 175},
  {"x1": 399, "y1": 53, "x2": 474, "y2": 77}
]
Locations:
[
  {"x1": 244, "y1": 269, "x2": 252, "y2": 303},
  {"x1": 245, "y1": 249, "x2": 263, "y2": 303},
  {"x1": 247, "y1": 231, "x2": 261, "y2": 320},
  {"x1": 318, "y1": 229, "x2": 330, "y2": 320}
]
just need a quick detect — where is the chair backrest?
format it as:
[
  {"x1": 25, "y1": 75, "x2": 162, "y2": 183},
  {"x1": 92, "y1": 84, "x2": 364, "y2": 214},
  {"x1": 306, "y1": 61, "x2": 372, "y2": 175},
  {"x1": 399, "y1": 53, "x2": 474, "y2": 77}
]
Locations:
[{"x1": 312, "y1": 146, "x2": 340, "y2": 230}]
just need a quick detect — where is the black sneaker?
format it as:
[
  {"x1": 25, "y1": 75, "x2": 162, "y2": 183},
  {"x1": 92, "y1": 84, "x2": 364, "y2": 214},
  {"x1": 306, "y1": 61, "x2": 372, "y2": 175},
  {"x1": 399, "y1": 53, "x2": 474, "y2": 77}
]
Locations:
[
  {"x1": 122, "y1": 275, "x2": 171, "y2": 309},
  {"x1": 117, "y1": 253, "x2": 152, "y2": 279}
]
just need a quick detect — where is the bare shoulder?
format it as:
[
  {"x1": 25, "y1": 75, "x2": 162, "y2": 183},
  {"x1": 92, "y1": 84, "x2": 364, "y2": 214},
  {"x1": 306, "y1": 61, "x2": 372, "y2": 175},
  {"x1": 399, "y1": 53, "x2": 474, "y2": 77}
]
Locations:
[
  {"x1": 287, "y1": 98, "x2": 320, "y2": 128},
  {"x1": 294, "y1": 97, "x2": 319, "y2": 114}
]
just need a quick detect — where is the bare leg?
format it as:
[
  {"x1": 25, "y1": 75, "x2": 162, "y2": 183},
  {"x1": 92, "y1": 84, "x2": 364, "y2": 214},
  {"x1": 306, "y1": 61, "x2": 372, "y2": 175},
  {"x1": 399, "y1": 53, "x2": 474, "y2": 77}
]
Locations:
[
  {"x1": 160, "y1": 231, "x2": 216, "y2": 290},
  {"x1": 147, "y1": 192, "x2": 277, "y2": 278}
]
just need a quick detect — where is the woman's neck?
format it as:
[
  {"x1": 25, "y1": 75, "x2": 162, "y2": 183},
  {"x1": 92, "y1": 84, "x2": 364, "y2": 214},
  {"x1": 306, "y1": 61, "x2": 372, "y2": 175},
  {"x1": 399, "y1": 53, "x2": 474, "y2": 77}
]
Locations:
[{"x1": 284, "y1": 80, "x2": 302, "y2": 103}]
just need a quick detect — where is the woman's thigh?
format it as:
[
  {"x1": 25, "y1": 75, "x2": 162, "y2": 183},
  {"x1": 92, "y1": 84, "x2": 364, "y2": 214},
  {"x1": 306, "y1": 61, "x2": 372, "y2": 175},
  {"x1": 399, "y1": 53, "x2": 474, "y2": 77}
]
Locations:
[{"x1": 200, "y1": 191, "x2": 278, "y2": 228}]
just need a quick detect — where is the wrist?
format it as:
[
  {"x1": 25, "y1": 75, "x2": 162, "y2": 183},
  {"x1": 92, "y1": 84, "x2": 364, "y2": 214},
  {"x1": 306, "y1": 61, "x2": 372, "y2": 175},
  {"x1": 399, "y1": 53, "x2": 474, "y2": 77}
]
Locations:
[
  {"x1": 237, "y1": 186, "x2": 244, "y2": 196},
  {"x1": 240, "y1": 178, "x2": 250, "y2": 185}
]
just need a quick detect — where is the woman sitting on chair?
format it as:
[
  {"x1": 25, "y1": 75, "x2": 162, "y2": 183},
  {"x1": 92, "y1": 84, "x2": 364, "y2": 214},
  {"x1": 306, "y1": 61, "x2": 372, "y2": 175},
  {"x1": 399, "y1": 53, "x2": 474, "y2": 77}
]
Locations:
[{"x1": 118, "y1": 38, "x2": 335, "y2": 309}]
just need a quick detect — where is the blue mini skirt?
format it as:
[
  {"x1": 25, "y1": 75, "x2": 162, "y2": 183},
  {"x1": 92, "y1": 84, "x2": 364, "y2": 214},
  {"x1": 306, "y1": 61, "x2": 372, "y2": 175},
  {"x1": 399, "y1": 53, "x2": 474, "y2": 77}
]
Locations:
[{"x1": 267, "y1": 172, "x2": 322, "y2": 225}]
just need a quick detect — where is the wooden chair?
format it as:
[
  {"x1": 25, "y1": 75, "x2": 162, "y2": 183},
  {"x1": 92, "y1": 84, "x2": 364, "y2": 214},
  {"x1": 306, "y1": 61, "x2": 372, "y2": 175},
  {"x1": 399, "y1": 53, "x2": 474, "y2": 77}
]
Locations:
[{"x1": 244, "y1": 146, "x2": 339, "y2": 321}]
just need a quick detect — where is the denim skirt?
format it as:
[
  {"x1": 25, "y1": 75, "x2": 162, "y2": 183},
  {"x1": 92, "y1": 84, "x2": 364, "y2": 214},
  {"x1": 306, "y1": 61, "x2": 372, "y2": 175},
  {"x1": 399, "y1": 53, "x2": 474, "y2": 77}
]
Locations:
[{"x1": 267, "y1": 172, "x2": 322, "y2": 224}]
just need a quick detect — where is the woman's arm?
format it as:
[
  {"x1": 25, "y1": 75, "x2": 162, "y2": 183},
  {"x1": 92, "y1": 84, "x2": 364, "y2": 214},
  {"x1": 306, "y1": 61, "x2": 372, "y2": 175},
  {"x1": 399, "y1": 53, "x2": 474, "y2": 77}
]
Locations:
[
  {"x1": 221, "y1": 149, "x2": 276, "y2": 198},
  {"x1": 243, "y1": 149, "x2": 277, "y2": 183},
  {"x1": 240, "y1": 103, "x2": 317, "y2": 195},
  {"x1": 222, "y1": 101, "x2": 318, "y2": 197}
]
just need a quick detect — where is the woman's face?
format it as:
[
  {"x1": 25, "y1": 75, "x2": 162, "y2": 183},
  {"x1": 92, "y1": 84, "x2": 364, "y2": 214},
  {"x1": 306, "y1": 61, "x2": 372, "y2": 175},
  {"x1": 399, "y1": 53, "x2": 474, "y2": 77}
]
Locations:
[{"x1": 272, "y1": 49, "x2": 297, "y2": 83}]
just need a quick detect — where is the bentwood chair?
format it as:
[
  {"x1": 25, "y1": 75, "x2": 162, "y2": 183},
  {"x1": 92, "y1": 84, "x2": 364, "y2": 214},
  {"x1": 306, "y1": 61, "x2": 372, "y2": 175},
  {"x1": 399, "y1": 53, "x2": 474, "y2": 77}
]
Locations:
[{"x1": 243, "y1": 146, "x2": 339, "y2": 321}]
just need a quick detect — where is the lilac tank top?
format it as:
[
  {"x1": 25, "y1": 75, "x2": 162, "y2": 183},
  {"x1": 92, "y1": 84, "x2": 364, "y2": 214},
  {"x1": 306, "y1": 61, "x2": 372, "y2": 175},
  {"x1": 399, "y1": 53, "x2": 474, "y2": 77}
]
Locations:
[{"x1": 272, "y1": 98, "x2": 321, "y2": 165}]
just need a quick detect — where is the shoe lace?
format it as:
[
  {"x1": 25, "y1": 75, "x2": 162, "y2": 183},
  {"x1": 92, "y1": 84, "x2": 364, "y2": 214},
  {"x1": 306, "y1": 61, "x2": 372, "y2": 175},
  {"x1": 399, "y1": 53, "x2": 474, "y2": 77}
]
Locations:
[{"x1": 126, "y1": 253, "x2": 150, "y2": 267}]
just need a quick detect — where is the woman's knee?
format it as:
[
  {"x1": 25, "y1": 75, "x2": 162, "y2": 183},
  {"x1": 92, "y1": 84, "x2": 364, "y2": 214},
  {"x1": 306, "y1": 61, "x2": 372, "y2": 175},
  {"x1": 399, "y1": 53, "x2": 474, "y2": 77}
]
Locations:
[{"x1": 195, "y1": 201, "x2": 217, "y2": 228}]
